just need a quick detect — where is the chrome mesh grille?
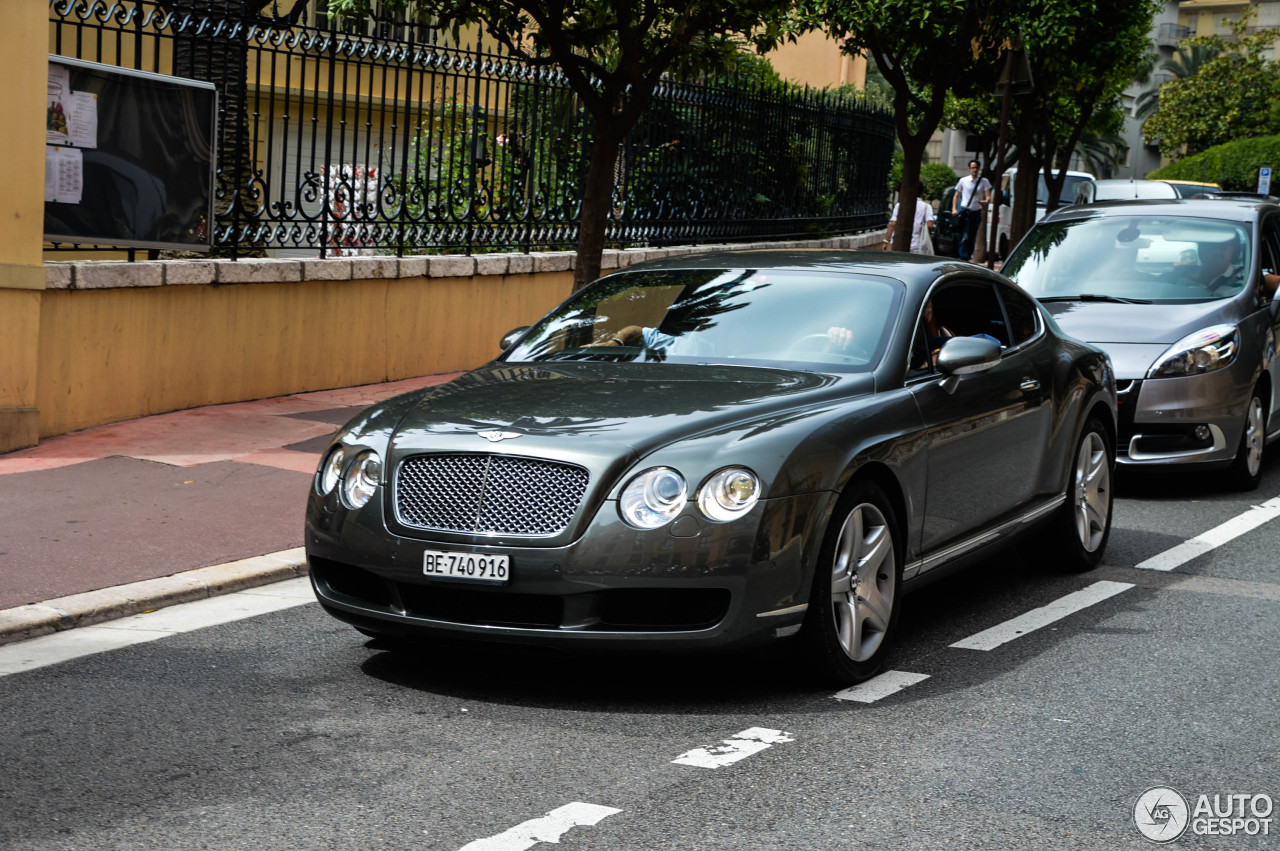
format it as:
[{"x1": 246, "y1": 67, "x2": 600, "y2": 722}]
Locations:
[{"x1": 396, "y1": 453, "x2": 590, "y2": 536}]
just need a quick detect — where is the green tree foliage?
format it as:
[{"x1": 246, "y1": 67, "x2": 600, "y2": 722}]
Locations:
[
  {"x1": 802, "y1": 0, "x2": 1010, "y2": 251},
  {"x1": 1002, "y1": 0, "x2": 1161, "y2": 247},
  {"x1": 1143, "y1": 23, "x2": 1280, "y2": 159},
  {"x1": 1146, "y1": 135, "x2": 1280, "y2": 191},
  {"x1": 1133, "y1": 42, "x2": 1221, "y2": 121},
  {"x1": 329, "y1": 0, "x2": 799, "y2": 289}
]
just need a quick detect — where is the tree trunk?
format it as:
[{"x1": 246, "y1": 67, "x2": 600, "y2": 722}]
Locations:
[
  {"x1": 168, "y1": 0, "x2": 257, "y2": 252},
  {"x1": 893, "y1": 153, "x2": 923, "y2": 253},
  {"x1": 572, "y1": 127, "x2": 623, "y2": 291},
  {"x1": 1010, "y1": 161, "x2": 1039, "y2": 250}
]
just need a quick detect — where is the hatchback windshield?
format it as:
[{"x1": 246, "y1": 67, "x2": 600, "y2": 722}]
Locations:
[
  {"x1": 1002, "y1": 215, "x2": 1252, "y2": 303},
  {"x1": 504, "y1": 268, "x2": 902, "y2": 371}
]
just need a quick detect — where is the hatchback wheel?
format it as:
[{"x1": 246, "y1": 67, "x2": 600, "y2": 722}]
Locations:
[
  {"x1": 1226, "y1": 391, "x2": 1265, "y2": 491},
  {"x1": 802, "y1": 480, "x2": 903, "y2": 685}
]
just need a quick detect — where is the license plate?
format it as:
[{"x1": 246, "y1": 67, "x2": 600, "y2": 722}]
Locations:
[{"x1": 422, "y1": 550, "x2": 510, "y2": 584}]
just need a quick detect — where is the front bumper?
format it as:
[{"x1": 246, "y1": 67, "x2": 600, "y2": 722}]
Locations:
[
  {"x1": 1116, "y1": 368, "x2": 1251, "y2": 469},
  {"x1": 305, "y1": 489, "x2": 828, "y2": 652}
]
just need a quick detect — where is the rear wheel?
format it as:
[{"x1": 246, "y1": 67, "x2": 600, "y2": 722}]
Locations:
[
  {"x1": 1226, "y1": 390, "x2": 1265, "y2": 491},
  {"x1": 1050, "y1": 417, "x2": 1113, "y2": 572},
  {"x1": 801, "y1": 480, "x2": 903, "y2": 685}
]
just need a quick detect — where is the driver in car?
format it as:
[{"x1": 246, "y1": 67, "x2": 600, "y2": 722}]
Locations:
[{"x1": 1171, "y1": 237, "x2": 1243, "y2": 292}]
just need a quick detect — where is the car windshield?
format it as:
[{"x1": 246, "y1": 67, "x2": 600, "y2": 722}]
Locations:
[
  {"x1": 1001, "y1": 215, "x2": 1252, "y2": 303},
  {"x1": 503, "y1": 268, "x2": 902, "y2": 372}
]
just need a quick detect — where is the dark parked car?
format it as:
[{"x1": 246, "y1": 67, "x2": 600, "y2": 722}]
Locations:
[
  {"x1": 306, "y1": 251, "x2": 1117, "y2": 684},
  {"x1": 1001, "y1": 197, "x2": 1280, "y2": 489}
]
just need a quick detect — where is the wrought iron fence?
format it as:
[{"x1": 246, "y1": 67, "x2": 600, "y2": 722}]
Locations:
[{"x1": 48, "y1": 0, "x2": 894, "y2": 257}]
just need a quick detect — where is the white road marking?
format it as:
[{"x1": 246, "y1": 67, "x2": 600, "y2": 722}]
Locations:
[
  {"x1": 457, "y1": 802, "x2": 622, "y2": 851},
  {"x1": 0, "y1": 579, "x2": 313, "y2": 677},
  {"x1": 671, "y1": 727, "x2": 795, "y2": 768},
  {"x1": 950, "y1": 581, "x2": 1134, "y2": 651},
  {"x1": 1136, "y1": 495, "x2": 1280, "y2": 571},
  {"x1": 834, "y1": 670, "x2": 930, "y2": 703}
]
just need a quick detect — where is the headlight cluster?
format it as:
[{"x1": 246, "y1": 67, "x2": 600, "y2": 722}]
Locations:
[
  {"x1": 1149, "y1": 325, "x2": 1239, "y2": 379},
  {"x1": 618, "y1": 465, "x2": 761, "y2": 529},
  {"x1": 317, "y1": 446, "x2": 383, "y2": 509}
]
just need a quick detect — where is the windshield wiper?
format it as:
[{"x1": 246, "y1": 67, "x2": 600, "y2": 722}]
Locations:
[{"x1": 1038, "y1": 294, "x2": 1152, "y2": 305}]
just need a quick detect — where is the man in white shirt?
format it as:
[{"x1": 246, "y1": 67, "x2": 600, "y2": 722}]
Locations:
[{"x1": 951, "y1": 159, "x2": 992, "y2": 261}]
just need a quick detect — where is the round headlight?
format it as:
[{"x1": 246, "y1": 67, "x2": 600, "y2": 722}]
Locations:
[
  {"x1": 318, "y1": 447, "x2": 345, "y2": 495},
  {"x1": 697, "y1": 467, "x2": 761, "y2": 522},
  {"x1": 1148, "y1": 324, "x2": 1239, "y2": 379},
  {"x1": 619, "y1": 467, "x2": 687, "y2": 529},
  {"x1": 342, "y1": 451, "x2": 382, "y2": 509}
]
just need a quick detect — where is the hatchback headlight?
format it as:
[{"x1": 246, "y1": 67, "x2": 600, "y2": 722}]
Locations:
[
  {"x1": 342, "y1": 451, "x2": 382, "y2": 509},
  {"x1": 697, "y1": 467, "x2": 761, "y2": 522},
  {"x1": 619, "y1": 467, "x2": 687, "y2": 529},
  {"x1": 1148, "y1": 324, "x2": 1239, "y2": 379},
  {"x1": 318, "y1": 447, "x2": 345, "y2": 495}
]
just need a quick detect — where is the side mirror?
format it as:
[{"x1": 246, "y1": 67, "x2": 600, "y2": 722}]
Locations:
[
  {"x1": 936, "y1": 337, "x2": 1002, "y2": 387},
  {"x1": 500, "y1": 326, "x2": 530, "y2": 351}
]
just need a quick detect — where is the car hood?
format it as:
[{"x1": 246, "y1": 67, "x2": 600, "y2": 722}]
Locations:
[
  {"x1": 383, "y1": 362, "x2": 864, "y2": 466},
  {"x1": 1041, "y1": 299, "x2": 1238, "y2": 345}
]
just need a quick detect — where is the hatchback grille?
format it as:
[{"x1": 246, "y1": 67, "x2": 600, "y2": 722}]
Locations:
[{"x1": 395, "y1": 453, "x2": 590, "y2": 536}]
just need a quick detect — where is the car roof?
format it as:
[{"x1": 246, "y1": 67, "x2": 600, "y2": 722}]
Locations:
[
  {"x1": 1089, "y1": 178, "x2": 1178, "y2": 200},
  {"x1": 1006, "y1": 167, "x2": 1093, "y2": 178},
  {"x1": 609, "y1": 248, "x2": 1001, "y2": 287},
  {"x1": 1042, "y1": 196, "x2": 1278, "y2": 223}
]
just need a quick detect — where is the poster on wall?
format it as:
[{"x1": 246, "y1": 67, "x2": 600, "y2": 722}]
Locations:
[{"x1": 44, "y1": 56, "x2": 217, "y2": 251}]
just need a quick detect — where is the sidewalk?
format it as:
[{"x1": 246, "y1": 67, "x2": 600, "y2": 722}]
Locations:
[{"x1": 0, "y1": 372, "x2": 460, "y2": 646}]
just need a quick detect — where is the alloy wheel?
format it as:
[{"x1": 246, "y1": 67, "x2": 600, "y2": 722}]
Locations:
[
  {"x1": 830, "y1": 503, "x2": 896, "y2": 662},
  {"x1": 1074, "y1": 430, "x2": 1111, "y2": 553},
  {"x1": 1243, "y1": 396, "x2": 1265, "y2": 478}
]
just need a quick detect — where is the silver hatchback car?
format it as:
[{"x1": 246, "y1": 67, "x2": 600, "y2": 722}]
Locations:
[{"x1": 1001, "y1": 198, "x2": 1280, "y2": 489}]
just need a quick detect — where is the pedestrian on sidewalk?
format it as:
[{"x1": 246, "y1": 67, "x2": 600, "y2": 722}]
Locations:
[
  {"x1": 883, "y1": 183, "x2": 935, "y2": 254},
  {"x1": 951, "y1": 159, "x2": 991, "y2": 261}
]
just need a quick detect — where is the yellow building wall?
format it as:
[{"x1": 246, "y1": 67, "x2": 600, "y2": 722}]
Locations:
[
  {"x1": 1, "y1": 0, "x2": 48, "y2": 451},
  {"x1": 34, "y1": 271, "x2": 572, "y2": 438},
  {"x1": 767, "y1": 31, "x2": 866, "y2": 90}
]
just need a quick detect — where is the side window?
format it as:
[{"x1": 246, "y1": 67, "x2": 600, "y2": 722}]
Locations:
[
  {"x1": 931, "y1": 281, "x2": 1010, "y2": 347},
  {"x1": 998, "y1": 284, "x2": 1041, "y2": 347},
  {"x1": 908, "y1": 281, "x2": 1010, "y2": 377},
  {"x1": 1261, "y1": 216, "x2": 1280, "y2": 304}
]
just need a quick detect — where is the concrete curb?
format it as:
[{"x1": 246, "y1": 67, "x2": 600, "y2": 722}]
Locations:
[{"x1": 0, "y1": 549, "x2": 309, "y2": 647}]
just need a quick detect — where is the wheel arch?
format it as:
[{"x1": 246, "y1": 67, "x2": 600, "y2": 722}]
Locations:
[{"x1": 846, "y1": 460, "x2": 910, "y2": 545}]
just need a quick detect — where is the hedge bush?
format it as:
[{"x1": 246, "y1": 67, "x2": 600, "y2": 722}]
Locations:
[
  {"x1": 886, "y1": 155, "x2": 959, "y2": 202},
  {"x1": 1146, "y1": 135, "x2": 1280, "y2": 191},
  {"x1": 921, "y1": 163, "x2": 960, "y2": 201}
]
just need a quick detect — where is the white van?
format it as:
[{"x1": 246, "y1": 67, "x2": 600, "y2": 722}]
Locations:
[{"x1": 993, "y1": 167, "x2": 1094, "y2": 258}]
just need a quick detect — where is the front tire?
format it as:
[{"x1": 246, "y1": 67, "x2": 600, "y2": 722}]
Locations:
[
  {"x1": 801, "y1": 480, "x2": 903, "y2": 685},
  {"x1": 1050, "y1": 417, "x2": 1113, "y2": 572},
  {"x1": 1225, "y1": 391, "x2": 1265, "y2": 491}
]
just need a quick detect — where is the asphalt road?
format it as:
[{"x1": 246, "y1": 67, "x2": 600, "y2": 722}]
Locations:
[{"x1": 1, "y1": 463, "x2": 1278, "y2": 850}]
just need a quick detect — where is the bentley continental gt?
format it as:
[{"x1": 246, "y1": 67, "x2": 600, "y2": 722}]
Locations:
[{"x1": 306, "y1": 251, "x2": 1117, "y2": 684}]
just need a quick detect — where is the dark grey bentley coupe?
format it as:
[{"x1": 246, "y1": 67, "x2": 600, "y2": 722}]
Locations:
[{"x1": 306, "y1": 250, "x2": 1117, "y2": 684}]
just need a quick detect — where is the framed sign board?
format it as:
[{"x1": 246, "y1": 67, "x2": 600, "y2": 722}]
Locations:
[{"x1": 45, "y1": 56, "x2": 218, "y2": 251}]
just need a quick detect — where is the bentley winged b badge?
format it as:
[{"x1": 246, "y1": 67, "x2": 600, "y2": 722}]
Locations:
[{"x1": 477, "y1": 430, "x2": 521, "y2": 443}]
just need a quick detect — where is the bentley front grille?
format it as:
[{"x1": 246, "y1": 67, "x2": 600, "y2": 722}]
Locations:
[{"x1": 395, "y1": 453, "x2": 590, "y2": 536}]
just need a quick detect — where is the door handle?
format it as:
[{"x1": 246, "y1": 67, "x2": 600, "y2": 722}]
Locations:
[{"x1": 1020, "y1": 378, "x2": 1040, "y2": 393}]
